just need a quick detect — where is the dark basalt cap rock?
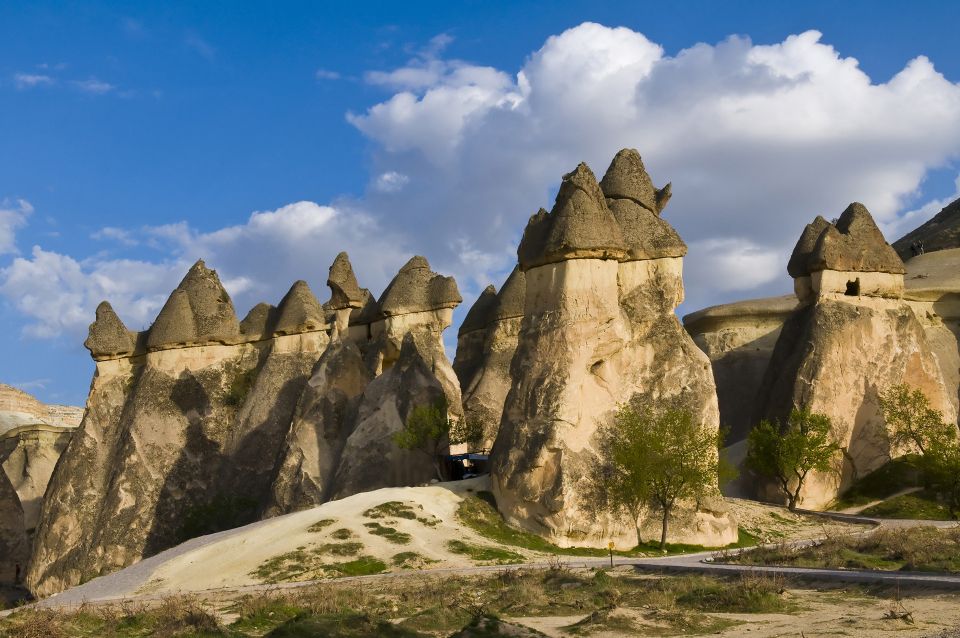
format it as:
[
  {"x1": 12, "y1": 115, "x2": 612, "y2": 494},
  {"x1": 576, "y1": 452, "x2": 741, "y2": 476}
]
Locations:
[
  {"x1": 327, "y1": 252, "x2": 364, "y2": 310},
  {"x1": 458, "y1": 284, "x2": 498, "y2": 337},
  {"x1": 239, "y1": 302, "x2": 278, "y2": 339},
  {"x1": 518, "y1": 163, "x2": 627, "y2": 270},
  {"x1": 599, "y1": 148, "x2": 672, "y2": 214},
  {"x1": 492, "y1": 266, "x2": 526, "y2": 321},
  {"x1": 606, "y1": 199, "x2": 687, "y2": 260},
  {"x1": 146, "y1": 260, "x2": 241, "y2": 349},
  {"x1": 378, "y1": 256, "x2": 462, "y2": 316},
  {"x1": 806, "y1": 203, "x2": 905, "y2": 275},
  {"x1": 273, "y1": 280, "x2": 326, "y2": 335},
  {"x1": 787, "y1": 216, "x2": 831, "y2": 278},
  {"x1": 84, "y1": 301, "x2": 136, "y2": 358}
]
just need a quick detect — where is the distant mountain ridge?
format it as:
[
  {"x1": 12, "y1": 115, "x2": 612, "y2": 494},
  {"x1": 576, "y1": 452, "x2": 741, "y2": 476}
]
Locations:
[{"x1": 893, "y1": 196, "x2": 960, "y2": 260}]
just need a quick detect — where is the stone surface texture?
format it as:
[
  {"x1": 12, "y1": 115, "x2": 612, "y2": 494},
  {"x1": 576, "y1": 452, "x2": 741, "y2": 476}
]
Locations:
[
  {"x1": 491, "y1": 152, "x2": 736, "y2": 549},
  {"x1": 26, "y1": 252, "x2": 463, "y2": 597}
]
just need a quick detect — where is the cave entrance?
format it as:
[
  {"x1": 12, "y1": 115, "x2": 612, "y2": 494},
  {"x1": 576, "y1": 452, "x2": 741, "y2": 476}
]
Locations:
[{"x1": 845, "y1": 278, "x2": 860, "y2": 296}]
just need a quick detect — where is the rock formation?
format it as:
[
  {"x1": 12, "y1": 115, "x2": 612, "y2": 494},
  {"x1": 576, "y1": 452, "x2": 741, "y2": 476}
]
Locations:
[
  {"x1": 490, "y1": 150, "x2": 736, "y2": 549},
  {"x1": 27, "y1": 254, "x2": 463, "y2": 597},
  {"x1": 454, "y1": 267, "x2": 526, "y2": 447},
  {"x1": 755, "y1": 204, "x2": 956, "y2": 508},
  {"x1": 893, "y1": 196, "x2": 960, "y2": 260},
  {"x1": 0, "y1": 385, "x2": 82, "y2": 585}
]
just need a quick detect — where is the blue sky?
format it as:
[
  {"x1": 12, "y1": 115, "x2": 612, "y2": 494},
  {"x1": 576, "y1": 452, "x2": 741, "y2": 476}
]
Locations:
[{"x1": 2, "y1": 1, "x2": 960, "y2": 405}]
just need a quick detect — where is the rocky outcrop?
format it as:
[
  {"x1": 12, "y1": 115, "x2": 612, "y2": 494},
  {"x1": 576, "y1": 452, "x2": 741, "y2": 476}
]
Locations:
[
  {"x1": 456, "y1": 267, "x2": 526, "y2": 447},
  {"x1": 755, "y1": 205, "x2": 956, "y2": 509},
  {"x1": 27, "y1": 252, "x2": 463, "y2": 597},
  {"x1": 453, "y1": 284, "x2": 498, "y2": 394},
  {"x1": 683, "y1": 295, "x2": 798, "y2": 444},
  {"x1": 893, "y1": 196, "x2": 960, "y2": 260},
  {"x1": 490, "y1": 151, "x2": 736, "y2": 549},
  {"x1": 0, "y1": 386, "x2": 81, "y2": 585}
]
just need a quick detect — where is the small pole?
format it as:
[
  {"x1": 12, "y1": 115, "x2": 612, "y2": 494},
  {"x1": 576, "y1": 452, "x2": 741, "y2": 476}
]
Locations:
[{"x1": 608, "y1": 541, "x2": 614, "y2": 568}]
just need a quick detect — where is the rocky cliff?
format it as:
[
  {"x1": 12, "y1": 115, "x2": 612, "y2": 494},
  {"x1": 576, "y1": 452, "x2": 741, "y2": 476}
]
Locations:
[
  {"x1": 490, "y1": 150, "x2": 736, "y2": 549},
  {"x1": 27, "y1": 254, "x2": 463, "y2": 597},
  {"x1": 755, "y1": 204, "x2": 956, "y2": 508},
  {"x1": 0, "y1": 385, "x2": 81, "y2": 585},
  {"x1": 893, "y1": 196, "x2": 960, "y2": 260}
]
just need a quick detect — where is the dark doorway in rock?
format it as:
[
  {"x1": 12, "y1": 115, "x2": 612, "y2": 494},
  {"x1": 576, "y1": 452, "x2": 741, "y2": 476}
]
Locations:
[{"x1": 845, "y1": 278, "x2": 860, "y2": 296}]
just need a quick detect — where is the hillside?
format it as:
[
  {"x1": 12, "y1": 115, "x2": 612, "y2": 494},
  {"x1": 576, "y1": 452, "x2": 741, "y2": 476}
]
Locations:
[{"x1": 893, "y1": 196, "x2": 960, "y2": 260}]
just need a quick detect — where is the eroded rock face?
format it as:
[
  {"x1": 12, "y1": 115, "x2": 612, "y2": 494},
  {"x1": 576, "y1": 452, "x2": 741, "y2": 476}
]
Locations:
[
  {"x1": 453, "y1": 284, "x2": 498, "y2": 396},
  {"x1": 329, "y1": 333, "x2": 448, "y2": 499},
  {"x1": 893, "y1": 196, "x2": 960, "y2": 260},
  {"x1": 268, "y1": 338, "x2": 372, "y2": 514},
  {"x1": 754, "y1": 206, "x2": 956, "y2": 509},
  {"x1": 84, "y1": 302, "x2": 136, "y2": 359},
  {"x1": 0, "y1": 471, "x2": 27, "y2": 586},
  {"x1": 491, "y1": 151, "x2": 735, "y2": 549},
  {"x1": 458, "y1": 267, "x2": 526, "y2": 447},
  {"x1": 683, "y1": 295, "x2": 798, "y2": 444},
  {"x1": 28, "y1": 252, "x2": 464, "y2": 596}
]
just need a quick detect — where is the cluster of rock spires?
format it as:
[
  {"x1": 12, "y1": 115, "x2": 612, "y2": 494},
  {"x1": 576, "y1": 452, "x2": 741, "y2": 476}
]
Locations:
[
  {"x1": 15, "y1": 145, "x2": 960, "y2": 599},
  {"x1": 0, "y1": 386, "x2": 82, "y2": 585},
  {"x1": 26, "y1": 252, "x2": 463, "y2": 596},
  {"x1": 686, "y1": 201, "x2": 960, "y2": 507}
]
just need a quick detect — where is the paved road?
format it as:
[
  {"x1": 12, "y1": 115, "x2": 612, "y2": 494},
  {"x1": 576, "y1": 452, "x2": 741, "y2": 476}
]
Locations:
[{"x1": 8, "y1": 511, "x2": 956, "y2": 615}]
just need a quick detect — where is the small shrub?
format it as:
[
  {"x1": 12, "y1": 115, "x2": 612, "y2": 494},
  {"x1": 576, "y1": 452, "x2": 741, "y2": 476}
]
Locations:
[
  {"x1": 364, "y1": 522, "x2": 412, "y2": 545},
  {"x1": 446, "y1": 539, "x2": 524, "y2": 563},
  {"x1": 331, "y1": 528, "x2": 355, "y2": 540},
  {"x1": 307, "y1": 518, "x2": 336, "y2": 533}
]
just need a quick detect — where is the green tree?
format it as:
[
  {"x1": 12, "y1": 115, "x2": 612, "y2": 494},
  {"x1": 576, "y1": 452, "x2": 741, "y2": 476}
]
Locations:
[
  {"x1": 878, "y1": 384, "x2": 953, "y2": 454},
  {"x1": 394, "y1": 398, "x2": 482, "y2": 481},
  {"x1": 924, "y1": 439, "x2": 960, "y2": 519},
  {"x1": 746, "y1": 409, "x2": 840, "y2": 511},
  {"x1": 586, "y1": 400, "x2": 724, "y2": 550}
]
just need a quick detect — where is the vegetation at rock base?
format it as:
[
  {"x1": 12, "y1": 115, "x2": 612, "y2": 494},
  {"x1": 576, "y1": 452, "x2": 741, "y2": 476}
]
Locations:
[
  {"x1": 585, "y1": 399, "x2": 727, "y2": 548},
  {"x1": 746, "y1": 408, "x2": 841, "y2": 510},
  {"x1": 875, "y1": 384, "x2": 960, "y2": 519},
  {"x1": 1, "y1": 568, "x2": 810, "y2": 637},
  {"x1": 177, "y1": 495, "x2": 259, "y2": 544},
  {"x1": 456, "y1": 490, "x2": 758, "y2": 557},
  {"x1": 446, "y1": 539, "x2": 525, "y2": 563},
  {"x1": 393, "y1": 398, "x2": 483, "y2": 480},
  {"x1": 251, "y1": 545, "x2": 384, "y2": 583},
  {"x1": 727, "y1": 526, "x2": 960, "y2": 573}
]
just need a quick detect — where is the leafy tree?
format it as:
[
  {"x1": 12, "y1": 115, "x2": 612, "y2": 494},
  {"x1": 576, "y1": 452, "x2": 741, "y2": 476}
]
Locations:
[
  {"x1": 924, "y1": 439, "x2": 960, "y2": 519},
  {"x1": 746, "y1": 409, "x2": 840, "y2": 511},
  {"x1": 586, "y1": 400, "x2": 724, "y2": 550},
  {"x1": 878, "y1": 384, "x2": 953, "y2": 454},
  {"x1": 394, "y1": 398, "x2": 482, "y2": 481}
]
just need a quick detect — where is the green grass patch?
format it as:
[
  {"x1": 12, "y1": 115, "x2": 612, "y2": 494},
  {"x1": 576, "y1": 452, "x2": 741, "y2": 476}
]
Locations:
[
  {"x1": 329, "y1": 556, "x2": 387, "y2": 577},
  {"x1": 729, "y1": 526, "x2": 960, "y2": 572},
  {"x1": 331, "y1": 528, "x2": 356, "y2": 540},
  {"x1": 860, "y1": 490, "x2": 952, "y2": 520},
  {"x1": 391, "y1": 552, "x2": 439, "y2": 569},
  {"x1": 307, "y1": 518, "x2": 336, "y2": 533},
  {"x1": 363, "y1": 501, "x2": 440, "y2": 527},
  {"x1": 446, "y1": 539, "x2": 524, "y2": 564},
  {"x1": 317, "y1": 542, "x2": 364, "y2": 557},
  {"x1": 364, "y1": 522, "x2": 412, "y2": 545},
  {"x1": 832, "y1": 456, "x2": 921, "y2": 509},
  {"x1": 268, "y1": 611, "x2": 425, "y2": 637}
]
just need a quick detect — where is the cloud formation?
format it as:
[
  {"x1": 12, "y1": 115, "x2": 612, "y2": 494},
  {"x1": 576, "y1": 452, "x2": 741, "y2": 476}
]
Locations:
[
  {"x1": 4, "y1": 23, "x2": 960, "y2": 342},
  {"x1": 0, "y1": 199, "x2": 32, "y2": 255}
]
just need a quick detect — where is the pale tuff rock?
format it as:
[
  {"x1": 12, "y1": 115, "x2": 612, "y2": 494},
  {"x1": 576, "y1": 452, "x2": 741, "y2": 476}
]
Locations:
[
  {"x1": 0, "y1": 471, "x2": 27, "y2": 585},
  {"x1": 84, "y1": 301, "x2": 136, "y2": 359},
  {"x1": 326, "y1": 252, "x2": 364, "y2": 310},
  {"x1": 458, "y1": 267, "x2": 526, "y2": 447},
  {"x1": 29, "y1": 254, "x2": 464, "y2": 596},
  {"x1": 787, "y1": 216, "x2": 832, "y2": 278},
  {"x1": 453, "y1": 284, "x2": 498, "y2": 392},
  {"x1": 683, "y1": 295, "x2": 798, "y2": 445},
  {"x1": 329, "y1": 333, "x2": 448, "y2": 499},
  {"x1": 268, "y1": 338, "x2": 372, "y2": 514},
  {"x1": 146, "y1": 260, "x2": 241, "y2": 349},
  {"x1": 752, "y1": 208, "x2": 954, "y2": 509},
  {"x1": 0, "y1": 386, "x2": 80, "y2": 585},
  {"x1": 491, "y1": 152, "x2": 735, "y2": 548},
  {"x1": 517, "y1": 164, "x2": 628, "y2": 270},
  {"x1": 272, "y1": 280, "x2": 326, "y2": 335}
]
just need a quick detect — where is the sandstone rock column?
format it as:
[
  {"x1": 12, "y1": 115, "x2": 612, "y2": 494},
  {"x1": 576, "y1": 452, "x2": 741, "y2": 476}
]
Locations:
[
  {"x1": 757, "y1": 203, "x2": 957, "y2": 509},
  {"x1": 491, "y1": 150, "x2": 735, "y2": 549}
]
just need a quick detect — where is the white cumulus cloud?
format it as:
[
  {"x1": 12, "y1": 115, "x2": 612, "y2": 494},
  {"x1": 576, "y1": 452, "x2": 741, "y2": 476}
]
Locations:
[{"x1": 0, "y1": 199, "x2": 33, "y2": 255}]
